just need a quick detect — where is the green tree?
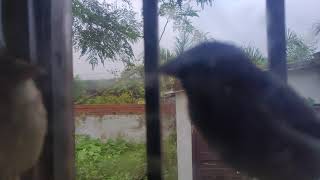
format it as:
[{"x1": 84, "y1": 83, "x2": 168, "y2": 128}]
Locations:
[
  {"x1": 160, "y1": 48, "x2": 176, "y2": 64},
  {"x1": 159, "y1": 0, "x2": 199, "y2": 42},
  {"x1": 74, "y1": 62, "x2": 147, "y2": 104},
  {"x1": 192, "y1": 29, "x2": 211, "y2": 44},
  {"x1": 174, "y1": 30, "x2": 193, "y2": 55},
  {"x1": 174, "y1": 28, "x2": 211, "y2": 55},
  {"x1": 176, "y1": 0, "x2": 214, "y2": 7},
  {"x1": 119, "y1": 47, "x2": 176, "y2": 79},
  {"x1": 75, "y1": 79, "x2": 145, "y2": 104},
  {"x1": 72, "y1": 0, "x2": 141, "y2": 69},
  {"x1": 111, "y1": 47, "x2": 177, "y2": 94},
  {"x1": 73, "y1": 0, "x2": 213, "y2": 69},
  {"x1": 286, "y1": 29, "x2": 316, "y2": 62},
  {"x1": 242, "y1": 30, "x2": 315, "y2": 68},
  {"x1": 242, "y1": 45, "x2": 267, "y2": 68}
]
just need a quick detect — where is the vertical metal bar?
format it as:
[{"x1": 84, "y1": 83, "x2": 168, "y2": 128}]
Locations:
[
  {"x1": 27, "y1": 0, "x2": 37, "y2": 63},
  {"x1": 143, "y1": 0, "x2": 162, "y2": 179},
  {"x1": 0, "y1": 0, "x2": 5, "y2": 49},
  {"x1": 266, "y1": 0, "x2": 287, "y2": 82},
  {"x1": 48, "y1": 0, "x2": 75, "y2": 180},
  {"x1": 50, "y1": 0, "x2": 75, "y2": 179},
  {"x1": 2, "y1": 0, "x2": 31, "y2": 58}
]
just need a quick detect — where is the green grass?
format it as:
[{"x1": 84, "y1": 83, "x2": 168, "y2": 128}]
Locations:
[{"x1": 76, "y1": 134, "x2": 177, "y2": 180}]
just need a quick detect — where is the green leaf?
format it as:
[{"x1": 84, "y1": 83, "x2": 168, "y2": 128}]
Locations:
[{"x1": 72, "y1": 0, "x2": 142, "y2": 68}]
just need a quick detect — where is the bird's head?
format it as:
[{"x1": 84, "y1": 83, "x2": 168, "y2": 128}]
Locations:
[
  {"x1": 0, "y1": 56, "x2": 44, "y2": 92},
  {"x1": 159, "y1": 41, "x2": 261, "y2": 98}
]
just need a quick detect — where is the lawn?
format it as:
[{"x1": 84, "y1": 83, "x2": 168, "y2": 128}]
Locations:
[{"x1": 76, "y1": 134, "x2": 177, "y2": 180}]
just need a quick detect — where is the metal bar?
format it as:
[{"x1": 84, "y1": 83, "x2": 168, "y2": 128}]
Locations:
[
  {"x1": 41, "y1": 0, "x2": 75, "y2": 179},
  {"x1": 266, "y1": 0, "x2": 287, "y2": 82},
  {"x1": 2, "y1": 0, "x2": 31, "y2": 58},
  {"x1": 143, "y1": 0, "x2": 162, "y2": 179},
  {"x1": 0, "y1": 0, "x2": 5, "y2": 49},
  {"x1": 50, "y1": 0, "x2": 75, "y2": 179},
  {"x1": 26, "y1": 0, "x2": 37, "y2": 63}
]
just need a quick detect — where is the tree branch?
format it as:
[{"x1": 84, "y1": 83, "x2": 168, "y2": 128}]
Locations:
[
  {"x1": 159, "y1": 17, "x2": 170, "y2": 43},
  {"x1": 315, "y1": 23, "x2": 320, "y2": 35}
]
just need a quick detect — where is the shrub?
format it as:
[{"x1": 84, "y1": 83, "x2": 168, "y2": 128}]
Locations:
[{"x1": 76, "y1": 134, "x2": 177, "y2": 180}]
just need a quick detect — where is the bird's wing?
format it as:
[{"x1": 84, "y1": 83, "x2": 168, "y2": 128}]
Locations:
[{"x1": 261, "y1": 82, "x2": 320, "y2": 140}]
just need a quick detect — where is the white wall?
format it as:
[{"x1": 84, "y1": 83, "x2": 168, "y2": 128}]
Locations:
[
  {"x1": 176, "y1": 92, "x2": 193, "y2": 180},
  {"x1": 288, "y1": 68, "x2": 320, "y2": 103},
  {"x1": 75, "y1": 114, "x2": 175, "y2": 142},
  {"x1": 75, "y1": 115, "x2": 146, "y2": 141}
]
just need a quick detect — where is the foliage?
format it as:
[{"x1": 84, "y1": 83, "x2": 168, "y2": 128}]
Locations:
[
  {"x1": 72, "y1": 0, "x2": 213, "y2": 69},
  {"x1": 73, "y1": 75, "x2": 88, "y2": 101},
  {"x1": 76, "y1": 135, "x2": 146, "y2": 180},
  {"x1": 111, "y1": 48, "x2": 177, "y2": 93},
  {"x1": 241, "y1": 30, "x2": 316, "y2": 69},
  {"x1": 93, "y1": 47, "x2": 178, "y2": 96},
  {"x1": 82, "y1": 79, "x2": 117, "y2": 93},
  {"x1": 159, "y1": 0, "x2": 199, "y2": 42},
  {"x1": 73, "y1": 71, "x2": 145, "y2": 104},
  {"x1": 174, "y1": 30, "x2": 193, "y2": 55},
  {"x1": 79, "y1": 92, "x2": 143, "y2": 104},
  {"x1": 286, "y1": 29, "x2": 316, "y2": 62},
  {"x1": 72, "y1": 0, "x2": 141, "y2": 69},
  {"x1": 192, "y1": 29, "x2": 212, "y2": 44},
  {"x1": 160, "y1": 48, "x2": 176, "y2": 64},
  {"x1": 76, "y1": 134, "x2": 177, "y2": 180},
  {"x1": 74, "y1": 29, "x2": 317, "y2": 101},
  {"x1": 170, "y1": 0, "x2": 211, "y2": 55},
  {"x1": 242, "y1": 45, "x2": 267, "y2": 68},
  {"x1": 176, "y1": 0, "x2": 214, "y2": 8},
  {"x1": 162, "y1": 132, "x2": 178, "y2": 180},
  {"x1": 106, "y1": 79, "x2": 144, "y2": 101},
  {"x1": 174, "y1": 28, "x2": 211, "y2": 55},
  {"x1": 305, "y1": 97, "x2": 316, "y2": 106},
  {"x1": 75, "y1": 78, "x2": 145, "y2": 104},
  {"x1": 120, "y1": 63, "x2": 144, "y2": 80}
]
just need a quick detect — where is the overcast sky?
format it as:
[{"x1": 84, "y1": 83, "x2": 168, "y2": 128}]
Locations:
[{"x1": 73, "y1": 0, "x2": 320, "y2": 80}]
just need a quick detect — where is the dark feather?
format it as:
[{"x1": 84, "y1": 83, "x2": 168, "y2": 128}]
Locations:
[{"x1": 160, "y1": 41, "x2": 320, "y2": 180}]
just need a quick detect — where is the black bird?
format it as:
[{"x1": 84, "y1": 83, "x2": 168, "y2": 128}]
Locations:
[{"x1": 160, "y1": 41, "x2": 320, "y2": 180}]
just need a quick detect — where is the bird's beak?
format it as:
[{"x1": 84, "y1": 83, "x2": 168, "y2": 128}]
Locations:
[
  {"x1": 158, "y1": 57, "x2": 183, "y2": 77},
  {"x1": 8, "y1": 58, "x2": 46, "y2": 81}
]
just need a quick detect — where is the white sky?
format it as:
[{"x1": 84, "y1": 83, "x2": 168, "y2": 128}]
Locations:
[{"x1": 73, "y1": 0, "x2": 320, "y2": 80}]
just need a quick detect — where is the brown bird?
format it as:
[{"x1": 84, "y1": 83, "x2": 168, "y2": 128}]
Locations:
[
  {"x1": 160, "y1": 41, "x2": 320, "y2": 180},
  {"x1": 0, "y1": 56, "x2": 47, "y2": 180}
]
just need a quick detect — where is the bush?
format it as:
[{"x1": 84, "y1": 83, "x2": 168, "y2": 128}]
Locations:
[
  {"x1": 162, "y1": 132, "x2": 178, "y2": 180},
  {"x1": 74, "y1": 78, "x2": 145, "y2": 104},
  {"x1": 76, "y1": 134, "x2": 177, "y2": 180}
]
